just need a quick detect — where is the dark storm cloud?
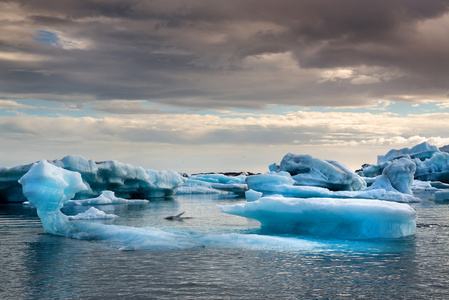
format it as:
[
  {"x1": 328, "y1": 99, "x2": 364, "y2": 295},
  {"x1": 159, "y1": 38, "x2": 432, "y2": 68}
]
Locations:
[{"x1": 1, "y1": 0, "x2": 449, "y2": 109}]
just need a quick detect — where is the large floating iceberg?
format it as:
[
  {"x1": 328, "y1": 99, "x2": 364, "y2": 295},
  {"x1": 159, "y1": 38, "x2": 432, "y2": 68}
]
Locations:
[
  {"x1": 1, "y1": 155, "x2": 183, "y2": 203},
  {"x1": 221, "y1": 196, "x2": 416, "y2": 239}
]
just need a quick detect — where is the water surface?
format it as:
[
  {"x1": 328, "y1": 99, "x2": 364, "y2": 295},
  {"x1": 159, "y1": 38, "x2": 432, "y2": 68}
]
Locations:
[{"x1": 1, "y1": 194, "x2": 449, "y2": 299}]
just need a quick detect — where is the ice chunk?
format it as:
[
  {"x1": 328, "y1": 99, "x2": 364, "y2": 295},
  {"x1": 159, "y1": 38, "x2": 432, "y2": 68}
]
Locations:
[
  {"x1": 19, "y1": 160, "x2": 87, "y2": 212},
  {"x1": 221, "y1": 196, "x2": 416, "y2": 239},
  {"x1": 64, "y1": 190, "x2": 148, "y2": 206},
  {"x1": 277, "y1": 153, "x2": 366, "y2": 191},
  {"x1": 245, "y1": 189, "x2": 263, "y2": 202},
  {"x1": 434, "y1": 191, "x2": 449, "y2": 202},
  {"x1": 68, "y1": 207, "x2": 118, "y2": 220},
  {"x1": 380, "y1": 158, "x2": 416, "y2": 195},
  {"x1": 18, "y1": 160, "x2": 88, "y2": 235}
]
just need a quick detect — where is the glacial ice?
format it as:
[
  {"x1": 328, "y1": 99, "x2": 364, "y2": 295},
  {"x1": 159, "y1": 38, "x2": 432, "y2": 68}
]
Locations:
[
  {"x1": 67, "y1": 207, "x2": 118, "y2": 220},
  {"x1": 1, "y1": 155, "x2": 183, "y2": 203},
  {"x1": 20, "y1": 154, "x2": 416, "y2": 251},
  {"x1": 221, "y1": 196, "x2": 416, "y2": 239},
  {"x1": 64, "y1": 190, "x2": 148, "y2": 206},
  {"x1": 274, "y1": 153, "x2": 366, "y2": 191},
  {"x1": 245, "y1": 169, "x2": 420, "y2": 203}
]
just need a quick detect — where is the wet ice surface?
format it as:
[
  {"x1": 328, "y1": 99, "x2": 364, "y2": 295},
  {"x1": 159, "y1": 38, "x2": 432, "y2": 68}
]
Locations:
[{"x1": 2, "y1": 192, "x2": 449, "y2": 299}]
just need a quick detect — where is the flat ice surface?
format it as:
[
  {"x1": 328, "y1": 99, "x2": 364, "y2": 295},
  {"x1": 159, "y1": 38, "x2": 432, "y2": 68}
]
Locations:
[
  {"x1": 221, "y1": 196, "x2": 416, "y2": 239},
  {"x1": 68, "y1": 207, "x2": 118, "y2": 220}
]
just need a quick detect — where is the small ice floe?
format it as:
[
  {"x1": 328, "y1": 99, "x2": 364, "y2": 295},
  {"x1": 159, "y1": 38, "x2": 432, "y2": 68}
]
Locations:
[{"x1": 68, "y1": 207, "x2": 118, "y2": 220}]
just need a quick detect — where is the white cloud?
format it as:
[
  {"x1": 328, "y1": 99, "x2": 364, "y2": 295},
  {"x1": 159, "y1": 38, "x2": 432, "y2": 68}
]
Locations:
[
  {"x1": 1, "y1": 109, "x2": 449, "y2": 171},
  {"x1": 350, "y1": 75, "x2": 381, "y2": 85},
  {"x1": 0, "y1": 100, "x2": 35, "y2": 110},
  {"x1": 320, "y1": 69, "x2": 354, "y2": 82}
]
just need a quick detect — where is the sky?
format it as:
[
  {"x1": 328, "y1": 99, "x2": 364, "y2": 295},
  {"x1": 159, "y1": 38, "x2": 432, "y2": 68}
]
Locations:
[{"x1": 1, "y1": 0, "x2": 449, "y2": 173}]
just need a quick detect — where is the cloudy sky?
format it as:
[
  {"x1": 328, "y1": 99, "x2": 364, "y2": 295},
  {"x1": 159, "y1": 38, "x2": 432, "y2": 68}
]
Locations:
[{"x1": 1, "y1": 0, "x2": 449, "y2": 172}]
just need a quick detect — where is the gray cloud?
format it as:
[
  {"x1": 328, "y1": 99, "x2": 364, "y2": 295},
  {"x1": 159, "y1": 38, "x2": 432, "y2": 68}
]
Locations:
[{"x1": 1, "y1": 0, "x2": 449, "y2": 109}]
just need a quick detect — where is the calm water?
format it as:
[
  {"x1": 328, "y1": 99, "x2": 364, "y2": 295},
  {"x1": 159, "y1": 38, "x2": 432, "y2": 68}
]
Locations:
[{"x1": 1, "y1": 193, "x2": 449, "y2": 299}]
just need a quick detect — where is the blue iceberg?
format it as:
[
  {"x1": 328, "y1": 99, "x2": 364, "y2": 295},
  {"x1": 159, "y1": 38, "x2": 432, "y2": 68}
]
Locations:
[{"x1": 221, "y1": 196, "x2": 416, "y2": 239}]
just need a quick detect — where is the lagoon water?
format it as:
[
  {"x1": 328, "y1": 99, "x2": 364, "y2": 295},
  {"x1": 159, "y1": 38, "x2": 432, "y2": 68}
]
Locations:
[{"x1": 1, "y1": 193, "x2": 449, "y2": 299}]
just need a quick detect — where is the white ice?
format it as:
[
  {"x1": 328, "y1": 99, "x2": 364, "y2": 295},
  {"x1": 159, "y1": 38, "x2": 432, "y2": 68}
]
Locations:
[
  {"x1": 67, "y1": 207, "x2": 118, "y2": 220},
  {"x1": 64, "y1": 190, "x2": 148, "y2": 206},
  {"x1": 221, "y1": 196, "x2": 416, "y2": 239}
]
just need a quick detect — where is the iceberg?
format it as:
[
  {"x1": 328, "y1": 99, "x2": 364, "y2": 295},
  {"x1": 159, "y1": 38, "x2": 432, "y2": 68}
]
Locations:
[
  {"x1": 274, "y1": 153, "x2": 366, "y2": 191},
  {"x1": 434, "y1": 191, "x2": 449, "y2": 202},
  {"x1": 67, "y1": 207, "x2": 118, "y2": 220},
  {"x1": 1, "y1": 155, "x2": 183, "y2": 203},
  {"x1": 221, "y1": 196, "x2": 416, "y2": 239},
  {"x1": 18, "y1": 160, "x2": 202, "y2": 248}
]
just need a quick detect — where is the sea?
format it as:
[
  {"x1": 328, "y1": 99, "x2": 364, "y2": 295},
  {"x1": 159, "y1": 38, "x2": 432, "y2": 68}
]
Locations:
[{"x1": 1, "y1": 192, "x2": 449, "y2": 299}]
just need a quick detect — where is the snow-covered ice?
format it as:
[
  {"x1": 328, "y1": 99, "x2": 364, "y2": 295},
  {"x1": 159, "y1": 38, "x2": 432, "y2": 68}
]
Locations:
[
  {"x1": 68, "y1": 207, "x2": 118, "y2": 220},
  {"x1": 221, "y1": 196, "x2": 416, "y2": 239}
]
